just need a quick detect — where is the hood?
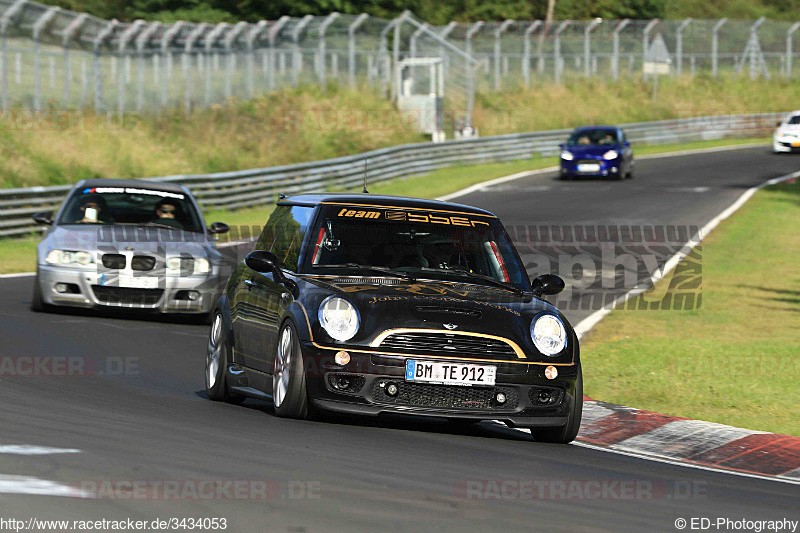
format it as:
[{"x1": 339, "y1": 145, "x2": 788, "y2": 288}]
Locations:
[
  {"x1": 564, "y1": 144, "x2": 620, "y2": 157},
  {"x1": 41, "y1": 225, "x2": 214, "y2": 258},
  {"x1": 777, "y1": 124, "x2": 800, "y2": 135},
  {"x1": 297, "y1": 276, "x2": 571, "y2": 362}
]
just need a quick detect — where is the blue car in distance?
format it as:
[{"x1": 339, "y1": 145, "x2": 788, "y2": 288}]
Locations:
[{"x1": 559, "y1": 126, "x2": 634, "y2": 180}]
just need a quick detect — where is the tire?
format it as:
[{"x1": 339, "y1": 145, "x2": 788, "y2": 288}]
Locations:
[
  {"x1": 529, "y1": 366, "x2": 583, "y2": 444},
  {"x1": 30, "y1": 273, "x2": 47, "y2": 312},
  {"x1": 272, "y1": 321, "x2": 311, "y2": 419},
  {"x1": 205, "y1": 312, "x2": 244, "y2": 404}
]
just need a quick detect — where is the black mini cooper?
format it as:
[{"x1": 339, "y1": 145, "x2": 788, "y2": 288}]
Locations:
[{"x1": 205, "y1": 194, "x2": 582, "y2": 443}]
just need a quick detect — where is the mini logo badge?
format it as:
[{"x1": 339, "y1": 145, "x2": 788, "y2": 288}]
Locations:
[{"x1": 443, "y1": 323, "x2": 458, "y2": 330}]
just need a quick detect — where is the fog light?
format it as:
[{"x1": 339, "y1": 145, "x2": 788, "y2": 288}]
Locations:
[
  {"x1": 496, "y1": 392, "x2": 507, "y2": 404},
  {"x1": 545, "y1": 365, "x2": 558, "y2": 380},
  {"x1": 334, "y1": 350, "x2": 350, "y2": 366},
  {"x1": 334, "y1": 377, "x2": 351, "y2": 390},
  {"x1": 385, "y1": 383, "x2": 399, "y2": 397},
  {"x1": 611, "y1": 167, "x2": 618, "y2": 173},
  {"x1": 538, "y1": 391, "x2": 553, "y2": 404},
  {"x1": 187, "y1": 291, "x2": 199, "y2": 301},
  {"x1": 55, "y1": 283, "x2": 68, "y2": 293}
]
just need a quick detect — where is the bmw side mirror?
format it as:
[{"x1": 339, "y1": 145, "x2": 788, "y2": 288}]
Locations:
[
  {"x1": 245, "y1": 250, "x2": 280, "y2": 274},
  {"x1": 32, "y1": 211, "x2": 53, "y2": 225},
  {"x1": 531, "y1": 274, "x2": 565, "y2": 297},
  {"x1": 208, "y1": 221, "x2": 229, "y2": 234}
]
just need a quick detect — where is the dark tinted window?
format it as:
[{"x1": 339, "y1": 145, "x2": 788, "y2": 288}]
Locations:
[
  {"x1": 271, "y1": 206, "x2": 315, "y2": 272},
  {"x1": 787, "y1": 115, "x2": 800, "y2": 125},
  {"x1": 254, "y1": 206, "x2": 289, "y2": 251}
]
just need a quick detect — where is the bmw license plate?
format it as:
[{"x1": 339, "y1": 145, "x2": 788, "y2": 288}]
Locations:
[
  {"x1": 405, "y1": 360, "x2": 496, "y2": 386},
  {"x1": 117, "y1": 275, "x2": 159, "y2": 289},
  {"x1": 577, "y1": 163, "x2": 601, "y2": 172}
]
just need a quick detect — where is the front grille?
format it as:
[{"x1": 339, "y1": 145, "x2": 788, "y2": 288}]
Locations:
[
  {"x1": 91, "y1": 285, "x2": 164, "y2": 306},
  {"x1": 101, "y1": 254, "x2": 126, "y2": 269},
  {"x1": 378, "y1": 331, "x2": 518, "y2": 360},
  {"x1": 131, "y1": 255, "x2": 156, "y2": 271},
  {"x1": 372, "y1": 381, "x2": 519, "y2": 410},
  {"x1": 575, "y1": 159, "x2": 601, "y2": 165}
]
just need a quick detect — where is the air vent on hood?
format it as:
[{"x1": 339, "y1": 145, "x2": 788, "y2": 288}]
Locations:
[
  {"x1": 329, "y1": 277, "x2": 404, "y2": 285},
  {"x1": 415, "y1": 306, "x2": 482, "y2": 319}
]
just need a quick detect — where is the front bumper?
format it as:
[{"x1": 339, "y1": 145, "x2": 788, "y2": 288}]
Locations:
[
  {"x1": 560, "y1": 157, "x2": 621, "y2": 177},
  {"x1": 240, "y1": 342, "x2": 577, "y2": 427},
  {"x1": 37, "y1": 265, "x2": 220, "y2": 314},
  {"x1": 773, "y1": 138, "x2": 800, "y2": 153}
]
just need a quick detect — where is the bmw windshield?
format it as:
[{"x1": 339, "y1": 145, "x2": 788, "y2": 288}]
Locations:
[
  {"x1": 57, "y1": 185, "x2": 204, "y2": 232},
  {"x1": 301, "y1": 204, "x2": 531, "y2": 292}
]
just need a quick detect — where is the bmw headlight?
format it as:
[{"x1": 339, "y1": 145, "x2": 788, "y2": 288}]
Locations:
[
  {"x1": 603, "y1": 150, "x2": 619, "y2": 160},
  {"x1": 530, "y1": 314, "x2": 567, "y2": 356},
  {"x1": 319, "y1": 296, "x2": 360, "y2": 342},
  {"x1": 560, "y1": 151, "x2": 574, "y2": 161},
  {"x1": 46, "y1": 249, "x2": 94, "y2": 266},
  {"x1": 166, "y1": 257, "x2": 210, "y2": 275}
]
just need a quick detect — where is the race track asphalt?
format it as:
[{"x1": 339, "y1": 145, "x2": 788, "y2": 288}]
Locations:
[{"x1": 0, "y1": 146, "x2": 798, "y2": 532}]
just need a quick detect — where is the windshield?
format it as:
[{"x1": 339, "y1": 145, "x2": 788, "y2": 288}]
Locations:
[
  {"x1": 567, "y1": 128, "x2": 618, "y2": 146},
  {"x1": 786, "y1": 115, "x2": 800, "y2": 125},
  {"x1": 57, "y1": 185, "x2": 204, "y2": 232},
  {"x1": 301, "y1": 205, "x2": 530, "y2": 291}
]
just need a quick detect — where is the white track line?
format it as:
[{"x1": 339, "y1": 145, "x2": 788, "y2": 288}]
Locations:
[
  {"x1": 0, "y1": 445, "x2": 81, "y2": 455},
  {"x1": 573, "y1": 168, "x2": 800, "y2": 338},
  {"x1": 0, "y1": 271, "x2": 34, "y2": 278},
  {"x1": 0, "y1": 474, "x2": 85, "y2": 497}
]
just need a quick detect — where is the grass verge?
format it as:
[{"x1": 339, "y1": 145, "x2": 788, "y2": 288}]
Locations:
[
  {"x1": 581, "y1": 182, "x2": 800, "y2": 436},
  {"x1": 0, "y1": 137, "x2": 769, "y2": 275}
]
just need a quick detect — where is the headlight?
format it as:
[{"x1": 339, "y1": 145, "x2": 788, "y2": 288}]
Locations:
[
  {"x1": 45, "y1": 249, "x2": 93, "y2": 266},
  {"x1": 166, "y1": 257, "x2": 210, "y2": 275},
  {"x1": 530, "y1": 314, "x2": 567, "y2": 356},
  {"x1": 603, "y1": 150, "x2": 619, "y2": 160},
  {"x1": 560, "y1": 151, "x2": 574, "y2": 161},
  {"x1": 318, "y1": 296, "x2": 360, "y2": 342}
]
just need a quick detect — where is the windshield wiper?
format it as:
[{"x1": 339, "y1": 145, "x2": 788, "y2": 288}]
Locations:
[
  {"x1": 421, "y1": 267, "x2": 524, "y2": 295},
  {"x1": 114, "y1": 222, "x2": 198, "y2": 232},
  {"x1": 319, "y1": 263, "x2": 416, "y2": 281}
]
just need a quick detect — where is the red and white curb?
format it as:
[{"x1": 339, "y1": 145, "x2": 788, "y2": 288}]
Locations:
[{"x1": 577, "y1": 397, "x2": 800, "y2": 483}]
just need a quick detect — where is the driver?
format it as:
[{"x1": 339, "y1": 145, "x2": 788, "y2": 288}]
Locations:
[
  {"x1": 153, "y1": 199, "x2": 183, "y2": 229},
  {"x1": 75, "y1": 194, "x2": 108, "y2": 224}
]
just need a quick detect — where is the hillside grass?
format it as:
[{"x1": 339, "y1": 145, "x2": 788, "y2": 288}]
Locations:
[
  {"x1": 581, "y1": 182, "x2": 800, "y2": 436},
  {"x1": 1, "y1": 77, "x2": 798, "y2": 190}
]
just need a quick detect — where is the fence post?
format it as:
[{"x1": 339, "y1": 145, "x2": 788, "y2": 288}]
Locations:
[
  {"x1": 612, "y1": 19, "x2": 630, "y2": 82},
  {"x1": 160, "y1": 21, "x2": 184, "y2": 108},
  {"x1": 409, "y1": 22, "x2": 427, "y2": 59},
  {"x1": 291, "y1": 15, "x2": 313, "y2": 87},
  {"x1": 223, "y1": 22, "x2": 248, "y2": 101},
  {"x1": 267, "y1": 16, "x2": 289, "y2": 91},
  {"x1": 642, "y1": 18, "x2": 659, "y2": 81},
  {"x1": 118, "y1": 20, "x2": 146, "y2": 116},
  {"x1": 246, "y1": 21, "x2": 267, "y2": 99},
  {"x1": 493, "y1": 19, "x2": 513, "y2": 90},
  {"x1": 712, "y1": 18, "x2": 727, "y2": 78},
  {"x1": 62, "y1": 13, "x2": 88, "y2": 107},
  {"x1": 347, "y1": 14, "x2": 368, "y2": 88},
  {"x1": 92, "y1": 19, "x2": 117, "y2": 112},
  {"x1": 317, "y1": 12, "x2": 339, "y2": 88},
  {"x1": 203, "y1": 23, "x2": 229, "y2": 106},
  {"x1": 378, "y1": 17, "x2": 399, "y2": 95},
  {"x1": 523, "y1": 21, "x2": 542, "y2": 86},
  {"x1": 1, "y1": 0, "x2": 28, "y2": 111},
  {"x1": 465, "y1": 21, "x2": 484, "y2": 91},
  {"x1": 787, "y1": 22, "x2": 800, "y2": 78},
  {"x1": 135, "y1": 22, "x2": 160, "y2": 113},
  {"x1": 584, "y1": 18, "x2": 601, "y2": 78},
  {"x1": 554, "y1": 20, "x2": 571, "y2": 84},
  {"x1": 183, "y1": 23, "x2": 208, "y2": 113},
  {"x1": 676, "y1": 18, "x2": 691, "y2": 77},
  {"x1": 438, "y1": 21, "x2": 457, "y2": 78},
  {"x1": 32, "y1": 6, "x2": 61, "y2": 113}
]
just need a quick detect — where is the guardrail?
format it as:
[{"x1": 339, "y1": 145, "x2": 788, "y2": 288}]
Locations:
[{"x1": 0, "y1": 112, "x2": 782, "y2": 238}]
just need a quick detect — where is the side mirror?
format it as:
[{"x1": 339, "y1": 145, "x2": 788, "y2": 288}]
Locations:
[
  {"x1": 531, "y1": 274, "x2": 565, "y2": 297},
  {"x1": 245, "y1": 250, "x2": 279, "y2": 274},
  {"x1": 32, "y1": 211, "x2": 53, "y2": 225},
  {"x1": 623, "y1": 140, "x2": 630, "y2": 147},
  {"x1": 558, "y1": 143, "x2": 565, "y2": 149},
  {"x1": 208, "y1": 222, "x2": 229, "y2": 234},
  {"x1": 777, "y1": 121, "x2": 783, "y2": 128}
]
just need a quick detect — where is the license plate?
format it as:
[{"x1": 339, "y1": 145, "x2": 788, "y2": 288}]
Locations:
[
  {"x1": 405, "y1": 360, "x2": 496, "y2": 386},
  {"x1": 577, "y1": 163, "x2": 601, "y2": 172},
  {"x1": 117, "y1": 275, "x2": 159, "y2": 289}
]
